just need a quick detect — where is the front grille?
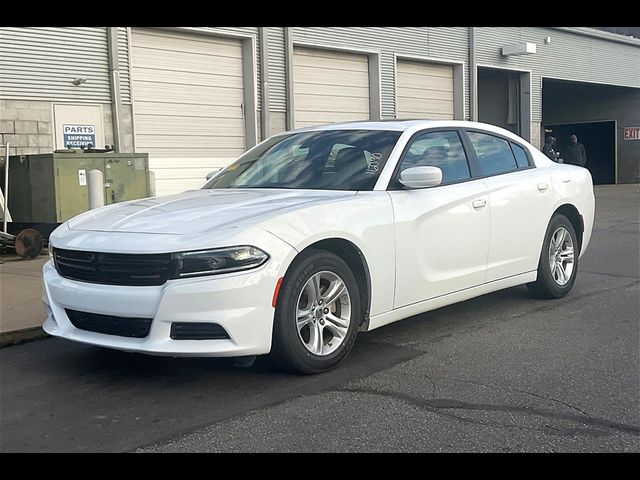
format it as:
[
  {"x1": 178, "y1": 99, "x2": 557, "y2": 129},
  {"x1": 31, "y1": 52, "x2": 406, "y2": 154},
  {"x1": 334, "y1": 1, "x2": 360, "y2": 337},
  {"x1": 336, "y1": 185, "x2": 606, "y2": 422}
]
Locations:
[
  {"x1": 54, "y1": 248, "x2": 174, "y2": 286},
  {"x1": 66, "y1": 309, "x2": 152, "y2": 338},
  {"x1": 170, "y1": 322, "x2": 230, "y2": 340}
]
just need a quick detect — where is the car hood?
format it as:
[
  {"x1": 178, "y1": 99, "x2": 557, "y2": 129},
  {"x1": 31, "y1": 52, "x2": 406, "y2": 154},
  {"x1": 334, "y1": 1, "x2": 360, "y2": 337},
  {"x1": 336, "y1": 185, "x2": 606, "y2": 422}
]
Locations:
[{"x1": 67, "y1": 188, "x2": 356, "y2": 235}]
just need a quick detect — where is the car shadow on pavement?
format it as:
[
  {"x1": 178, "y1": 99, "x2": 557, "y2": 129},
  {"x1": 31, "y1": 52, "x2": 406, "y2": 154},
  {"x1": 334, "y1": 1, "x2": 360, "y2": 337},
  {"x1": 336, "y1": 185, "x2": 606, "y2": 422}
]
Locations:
[{"x1": 45, "y1": 285, "x2": 537, "y2": 381}]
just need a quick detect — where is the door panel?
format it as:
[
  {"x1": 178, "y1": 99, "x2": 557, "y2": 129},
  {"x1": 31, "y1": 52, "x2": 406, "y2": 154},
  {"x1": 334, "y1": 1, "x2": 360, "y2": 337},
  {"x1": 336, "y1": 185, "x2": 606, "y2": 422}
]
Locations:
[
  {"x1": 104, "y1": 157, "x2": 150, "y2": 205},
  {"x1": 55, "y1": 156, "x2": 104, "y2": 222},
  {"x1": 293, "y1": 47, "x2": 370, "y2": 128},
  {"x1": 463, "y1": 129, "x2": 556, "y2": 282},
  {"x1": 131, "y1": 29, "x2": 245, "y2": 197},
  {"x1": 482, "y1": 169, "x2": 554, "y2": 282},
  {"x1": 390, "y1": 180, "x2": 490, "y2": 308},
  {"x1": 396, "y1": 60, "x2": 454, "y2": 119}
]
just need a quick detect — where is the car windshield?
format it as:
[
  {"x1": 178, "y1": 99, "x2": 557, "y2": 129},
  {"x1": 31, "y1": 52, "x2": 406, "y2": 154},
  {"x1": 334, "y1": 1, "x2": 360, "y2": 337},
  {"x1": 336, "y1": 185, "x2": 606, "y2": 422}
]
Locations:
[{"x1": 203, "y1": 129, "x2": 402, "y2": 191}]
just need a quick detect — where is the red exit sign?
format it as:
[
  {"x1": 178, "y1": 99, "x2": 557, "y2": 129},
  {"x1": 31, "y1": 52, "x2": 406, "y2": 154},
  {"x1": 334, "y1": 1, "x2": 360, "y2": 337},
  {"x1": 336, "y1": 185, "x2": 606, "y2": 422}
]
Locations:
[{"x1": 624, "y1": 127, "x2": 640, "y2": 140}]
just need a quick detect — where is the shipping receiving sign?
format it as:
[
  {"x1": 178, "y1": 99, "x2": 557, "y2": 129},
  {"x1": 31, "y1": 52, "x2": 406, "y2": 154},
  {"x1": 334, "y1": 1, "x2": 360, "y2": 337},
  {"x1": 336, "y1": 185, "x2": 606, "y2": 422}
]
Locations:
[{"x1": 63, "y1": 124, "x2": 96, "y2": 148}]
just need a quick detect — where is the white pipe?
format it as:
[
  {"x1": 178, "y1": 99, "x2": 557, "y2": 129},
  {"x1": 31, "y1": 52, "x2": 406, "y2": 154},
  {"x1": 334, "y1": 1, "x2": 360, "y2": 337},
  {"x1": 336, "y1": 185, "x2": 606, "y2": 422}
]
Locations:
[
  {"x1": 2, "y1": 143, "x2": 9, "y2": 233},
  {"x1": 107, "y1": 27, "x2": 123, "y2": 152},
  {"x1": 87, "y1": 169, "x2": 105, "y2": 209},
  {"x1": 259, "y1": 27, "x2": 270, "y2": 140},
  {"x1": 469, "y1": 27, "x2": 478, "y2": 121}
]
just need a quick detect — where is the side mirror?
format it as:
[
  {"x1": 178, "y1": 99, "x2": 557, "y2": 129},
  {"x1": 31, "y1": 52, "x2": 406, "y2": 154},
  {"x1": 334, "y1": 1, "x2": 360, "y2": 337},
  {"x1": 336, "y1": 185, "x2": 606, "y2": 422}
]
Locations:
[
  {"x1": 206, "y1": 168, "x2": 223, "y2": 180},
  {"x1": 399, "y1": 166, "x2": 443, "y2": 189}
]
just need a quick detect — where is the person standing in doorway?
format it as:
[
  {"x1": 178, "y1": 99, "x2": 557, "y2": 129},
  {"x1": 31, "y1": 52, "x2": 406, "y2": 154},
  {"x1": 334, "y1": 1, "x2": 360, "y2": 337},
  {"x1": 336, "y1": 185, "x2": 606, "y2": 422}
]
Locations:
[
  {"x1": 563, "y1": 134, "x2": 587, "y2": 167},
  {"x1": 542, "y1": 135, "x2": 561, "y2": 162}
]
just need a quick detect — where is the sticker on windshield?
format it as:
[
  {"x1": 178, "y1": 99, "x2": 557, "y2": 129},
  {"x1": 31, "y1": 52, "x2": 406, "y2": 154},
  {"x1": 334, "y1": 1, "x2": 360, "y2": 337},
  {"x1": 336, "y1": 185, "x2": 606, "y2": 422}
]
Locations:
[{"x1": 365, "y1": 152, "x2": 382, "y2": 174}]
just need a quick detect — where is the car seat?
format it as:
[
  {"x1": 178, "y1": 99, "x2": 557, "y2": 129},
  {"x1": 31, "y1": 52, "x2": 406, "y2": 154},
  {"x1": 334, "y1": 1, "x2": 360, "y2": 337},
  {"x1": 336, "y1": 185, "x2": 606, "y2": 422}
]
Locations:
[{"x1": 334, "y1": 147, "x2": 371, "y2": 190}]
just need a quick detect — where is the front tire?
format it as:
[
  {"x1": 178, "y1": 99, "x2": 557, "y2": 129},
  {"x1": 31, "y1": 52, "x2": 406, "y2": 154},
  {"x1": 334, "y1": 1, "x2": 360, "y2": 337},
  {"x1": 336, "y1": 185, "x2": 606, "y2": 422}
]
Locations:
[
  {"x1": 270, "y1": 249, "x2": 361, "y2": 374},
  {"x1": 527, "y1": 214, "x2": 579, "y2": 299}
]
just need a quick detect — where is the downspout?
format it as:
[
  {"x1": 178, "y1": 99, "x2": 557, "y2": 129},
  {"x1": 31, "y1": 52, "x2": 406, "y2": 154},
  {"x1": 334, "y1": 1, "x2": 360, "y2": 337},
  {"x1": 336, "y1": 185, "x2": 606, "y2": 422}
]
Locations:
[
  {"x1": 284, "y1": 27, "x2": 295, "y2": 130},
  {"x1": 469, "y1": 27, "x2": 478, "y2": 122},
  {"x1": 107, "y1": 27, "x2": 123, "y2": 152},
  {"x1": 259, "y1": 27, "x2": 270, "y2": 140}
]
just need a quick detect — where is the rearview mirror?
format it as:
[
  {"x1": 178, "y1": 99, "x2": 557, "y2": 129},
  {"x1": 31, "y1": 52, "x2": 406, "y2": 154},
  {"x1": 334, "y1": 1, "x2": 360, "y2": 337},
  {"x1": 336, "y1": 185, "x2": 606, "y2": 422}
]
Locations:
[
  {"x1": 399, "y1": 166, "x2": 443, "y2": 189},
  {"x1": 206, "y1": 168, "x2": 223, "y2": 180}
]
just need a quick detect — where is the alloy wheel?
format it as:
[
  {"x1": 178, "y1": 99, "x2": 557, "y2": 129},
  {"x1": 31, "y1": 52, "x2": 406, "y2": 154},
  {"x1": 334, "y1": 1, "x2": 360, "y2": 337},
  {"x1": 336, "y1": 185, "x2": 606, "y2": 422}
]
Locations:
[{"x1": 296, "y1": 271, "x2": 351, "y2": 356}]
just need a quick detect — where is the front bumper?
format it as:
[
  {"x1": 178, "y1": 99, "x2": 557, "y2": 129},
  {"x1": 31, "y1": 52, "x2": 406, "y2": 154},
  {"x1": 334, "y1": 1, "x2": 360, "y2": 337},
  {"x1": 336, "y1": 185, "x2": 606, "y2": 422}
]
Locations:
[{"x1": 42, "y1": 243, "x2": 292, "y2": 357}]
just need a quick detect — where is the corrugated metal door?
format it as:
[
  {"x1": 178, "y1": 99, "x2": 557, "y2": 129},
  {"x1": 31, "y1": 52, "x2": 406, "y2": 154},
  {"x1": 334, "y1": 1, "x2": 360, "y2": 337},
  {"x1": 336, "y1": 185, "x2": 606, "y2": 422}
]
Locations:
[
  {"x1": 131, "y1": 28, "x2": 245, "y2": 197},
  {"x1": 293, "y1": 47, "x2": 370, "y2": 128},
  {"x1": 0, "y1": 27, "x2": 111, "y2": 102},
  {"x1": 396, "y1": 60, "x2": 454, "y2": 119}
]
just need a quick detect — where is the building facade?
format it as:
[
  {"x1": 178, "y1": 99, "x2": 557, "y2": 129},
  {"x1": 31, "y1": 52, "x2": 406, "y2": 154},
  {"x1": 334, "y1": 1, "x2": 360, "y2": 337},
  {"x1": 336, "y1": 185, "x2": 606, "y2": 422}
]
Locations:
[{"x1": 1, "y1": 26, "x2": 639, "y2": 196}]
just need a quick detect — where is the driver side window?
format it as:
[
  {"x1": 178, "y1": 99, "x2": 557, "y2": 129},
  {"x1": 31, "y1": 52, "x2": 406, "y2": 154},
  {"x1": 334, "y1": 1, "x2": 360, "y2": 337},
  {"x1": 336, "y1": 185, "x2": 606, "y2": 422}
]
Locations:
[{"x1": 400, "y1": 130, "x2": 471, "y2": 184}]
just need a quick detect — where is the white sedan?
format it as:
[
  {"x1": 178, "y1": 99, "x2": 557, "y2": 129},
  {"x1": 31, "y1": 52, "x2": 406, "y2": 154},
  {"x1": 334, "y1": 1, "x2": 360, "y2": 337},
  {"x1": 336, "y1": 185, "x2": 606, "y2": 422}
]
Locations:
[{"x1": 43, "y1": 120, "x2": 595, "y2": 374}]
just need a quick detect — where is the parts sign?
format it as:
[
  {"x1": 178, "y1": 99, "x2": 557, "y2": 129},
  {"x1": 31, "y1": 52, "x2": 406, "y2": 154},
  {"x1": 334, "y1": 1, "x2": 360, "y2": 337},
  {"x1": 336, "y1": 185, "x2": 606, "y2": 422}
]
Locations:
[{"x1": 64, "y1": 124, "x2": 96, "y2": 148}]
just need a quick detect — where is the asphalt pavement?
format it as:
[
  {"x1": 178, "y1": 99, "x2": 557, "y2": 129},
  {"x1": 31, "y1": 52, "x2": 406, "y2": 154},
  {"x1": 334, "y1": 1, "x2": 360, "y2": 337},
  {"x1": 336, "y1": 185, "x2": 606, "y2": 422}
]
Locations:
[{"x1": 1, "y1": 185, "x2": 638, "y2": 452}]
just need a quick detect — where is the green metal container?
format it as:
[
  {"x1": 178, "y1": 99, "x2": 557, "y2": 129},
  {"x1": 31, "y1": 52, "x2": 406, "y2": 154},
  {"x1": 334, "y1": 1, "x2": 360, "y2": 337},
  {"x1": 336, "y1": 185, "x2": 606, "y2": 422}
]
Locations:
[{"x1": 5, "y1": 151, "x2": 150, "y2": 223}]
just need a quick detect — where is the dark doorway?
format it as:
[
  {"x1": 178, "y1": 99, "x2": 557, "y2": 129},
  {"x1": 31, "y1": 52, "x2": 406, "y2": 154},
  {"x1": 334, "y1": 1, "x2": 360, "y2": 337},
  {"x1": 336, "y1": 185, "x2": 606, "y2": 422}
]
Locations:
[
  {"x1": 542, "y1": 78, "x2": 640, "y2": 184},
  {"x1": 478, "y1": 68, "x2": 521, "y2": 136},
  {"x1": 544, "y1": 121, "x2": 616, "y2": 185}
]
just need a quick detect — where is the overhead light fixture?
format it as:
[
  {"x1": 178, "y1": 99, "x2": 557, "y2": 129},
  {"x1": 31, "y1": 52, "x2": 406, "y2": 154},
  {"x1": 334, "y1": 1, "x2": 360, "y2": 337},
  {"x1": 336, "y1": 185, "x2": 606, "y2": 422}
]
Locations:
[{"x1": 501, "y1": 42, "x2": 537, "y2": 56}]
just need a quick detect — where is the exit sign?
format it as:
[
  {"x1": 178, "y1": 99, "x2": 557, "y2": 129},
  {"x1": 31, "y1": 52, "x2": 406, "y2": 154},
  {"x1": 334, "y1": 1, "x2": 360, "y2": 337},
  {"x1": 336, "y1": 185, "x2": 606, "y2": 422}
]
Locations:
[{"x1": 624, "y1": 127, "x2": 640, "y2": 140}]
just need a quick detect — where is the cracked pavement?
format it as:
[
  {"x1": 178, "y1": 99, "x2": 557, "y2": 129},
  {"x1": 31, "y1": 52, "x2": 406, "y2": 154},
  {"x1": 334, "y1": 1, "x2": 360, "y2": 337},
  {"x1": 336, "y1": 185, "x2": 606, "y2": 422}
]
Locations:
[{"x1": 1, "y1": 185, "x2": 638, "y2": 452}]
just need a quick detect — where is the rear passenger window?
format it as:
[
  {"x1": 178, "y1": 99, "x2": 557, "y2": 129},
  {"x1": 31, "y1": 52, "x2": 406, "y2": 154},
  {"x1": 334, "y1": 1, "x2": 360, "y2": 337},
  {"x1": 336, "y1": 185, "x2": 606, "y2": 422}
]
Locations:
[
  {"x1": 511, "y1": 143, "x2": 530, "y2": 168},
  {"x1": 400, "y1": 131, "x2": 471, "y2": 184},
  {"x1": 467, "y1": 131, "x2": 518, "y2": 176}
]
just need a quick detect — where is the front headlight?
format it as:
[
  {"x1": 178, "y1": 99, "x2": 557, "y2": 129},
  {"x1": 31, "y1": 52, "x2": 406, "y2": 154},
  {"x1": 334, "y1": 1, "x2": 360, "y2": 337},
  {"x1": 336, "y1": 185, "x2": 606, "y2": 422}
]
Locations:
[{"x1": 170, "y1": 246, "x2": 269, "y2": 279}]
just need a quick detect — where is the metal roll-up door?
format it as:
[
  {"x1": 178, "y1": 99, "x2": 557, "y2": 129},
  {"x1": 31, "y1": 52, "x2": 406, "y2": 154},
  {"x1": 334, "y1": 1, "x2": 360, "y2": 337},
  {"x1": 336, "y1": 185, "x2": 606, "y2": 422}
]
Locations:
[
  {"x1": 131, "y1": 29, "x2": 245, "y2": 196},
  {"x1": 396, "y1": 60, "x2": 454, "y2": 120},
  {"x1": 0, "y1": 27, "x2": 111, "y2": 102},
  {"x1": 293, "y1": 47, "x2": 370, "y2": 128}
]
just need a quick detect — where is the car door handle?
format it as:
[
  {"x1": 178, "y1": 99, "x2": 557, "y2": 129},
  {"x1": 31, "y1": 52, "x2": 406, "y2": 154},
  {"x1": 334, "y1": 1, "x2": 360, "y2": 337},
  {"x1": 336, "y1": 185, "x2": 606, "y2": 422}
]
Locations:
[
  {"x1": 537, "y1": 182, "x2": 549, "y2": 192},
  {"x1": 472, "y1": 199, "x2": 487, "y2": 209}
]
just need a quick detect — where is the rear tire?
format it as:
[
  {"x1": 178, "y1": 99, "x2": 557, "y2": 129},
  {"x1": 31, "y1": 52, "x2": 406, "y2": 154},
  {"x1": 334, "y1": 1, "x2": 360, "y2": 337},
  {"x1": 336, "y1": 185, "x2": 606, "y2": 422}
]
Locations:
[
  {"x1": 270, "y1": 249, "x2": 361, "y2": 374},
  {"x1": 527, "y1": 214, "x2": 579, "y2": 299}
]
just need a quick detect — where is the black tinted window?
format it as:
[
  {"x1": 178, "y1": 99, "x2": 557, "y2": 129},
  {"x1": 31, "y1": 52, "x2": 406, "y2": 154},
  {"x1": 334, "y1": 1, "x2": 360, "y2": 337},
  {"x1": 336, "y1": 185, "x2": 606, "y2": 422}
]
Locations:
[
  {"x1": 400, "y1": 131, "x2": 470, "y2": 184},
  {"x1": 511, "y1": 142, "x2": 530, "y2": 168},
  {"x1": 468, "y1": 131, "x2": 518, "y2": 176}
]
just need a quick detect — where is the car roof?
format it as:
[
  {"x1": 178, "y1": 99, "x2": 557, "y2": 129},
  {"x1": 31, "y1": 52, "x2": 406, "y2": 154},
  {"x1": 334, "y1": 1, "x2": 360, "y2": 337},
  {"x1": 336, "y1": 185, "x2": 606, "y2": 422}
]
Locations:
[{"x1": 289, "y1": 119, "x2": 516, "y2": 134}]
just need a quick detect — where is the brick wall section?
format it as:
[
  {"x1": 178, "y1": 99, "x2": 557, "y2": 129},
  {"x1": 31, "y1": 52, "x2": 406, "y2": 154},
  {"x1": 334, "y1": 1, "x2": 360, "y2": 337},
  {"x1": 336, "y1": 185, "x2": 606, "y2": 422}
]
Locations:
[{"x1": 0, "y1": 100, "x2": 53, "y2": 155}]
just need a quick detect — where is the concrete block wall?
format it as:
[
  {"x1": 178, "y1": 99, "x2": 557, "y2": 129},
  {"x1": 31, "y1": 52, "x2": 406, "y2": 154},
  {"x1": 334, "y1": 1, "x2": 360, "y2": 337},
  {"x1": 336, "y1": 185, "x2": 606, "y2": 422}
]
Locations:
[
  {"x1": 0, "y1": 100, "x2": 135, "y2": 155},
  {"x1": 532, "y1": 123, "x2": 543, "y2": 150},
  {"x1": 119, "y1": 105, "x2": 134, "y2": 152},
  {"x1": 269, "y1": 112, "x2": 287, "y2": 137},
  {"x1": 102, "y1": 104, "x2": 114, "y2": 149},
  {"x1": 0, "y1": 100, "x2": 53, "y2": 155},
  {"x1": 101, "y1": 103, "x2": 134, "y2": 152}
]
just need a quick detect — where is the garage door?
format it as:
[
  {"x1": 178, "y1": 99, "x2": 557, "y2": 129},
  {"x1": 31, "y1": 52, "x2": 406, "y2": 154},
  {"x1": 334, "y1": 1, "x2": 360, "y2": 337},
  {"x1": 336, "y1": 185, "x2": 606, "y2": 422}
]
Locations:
[
  {"x1": 293, "y1": 47, "x2": 370, "y2": 128},
  {"x1": 396, "y1": 60, "x2": 454, "y2": 120},
  {"x1": 131, "y1": 29, "x2": 245, "y2": 196}
]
